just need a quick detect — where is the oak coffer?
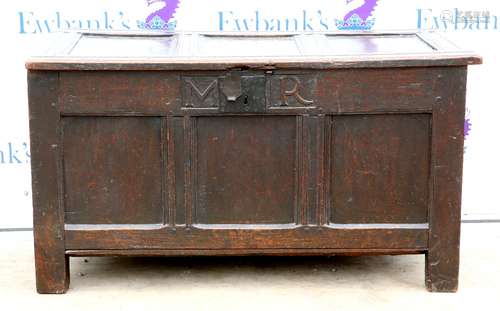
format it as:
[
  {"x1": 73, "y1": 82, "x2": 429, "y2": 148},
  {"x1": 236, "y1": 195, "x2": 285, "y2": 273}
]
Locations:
[{"x1": 26, "y1": 31, "x2": 481, "y2": 293}]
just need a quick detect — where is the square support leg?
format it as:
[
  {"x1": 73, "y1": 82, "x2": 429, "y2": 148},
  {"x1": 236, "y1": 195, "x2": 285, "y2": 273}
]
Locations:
[
  {"x1": 29, "y1": 71, "x2": 69, "y2": 293},
  {"x1": 425, "y1": 67, "x2": 466, "y2": 292}
]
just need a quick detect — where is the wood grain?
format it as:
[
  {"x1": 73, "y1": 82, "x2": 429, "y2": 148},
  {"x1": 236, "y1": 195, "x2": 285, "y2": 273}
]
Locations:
[
  {"x1": 330, "y1": 114, "x2": 430, "y2": 224},
  {"x1": 64, "y1": 226, "x2": 428, "y2": 250},
  {"x1": 195, "y1": 116, "x2": 297, "y2": 224},
  {"x1": 28, "y1": 71, "x2": 69, "y2": 294},
  {"x1": 62, "y1": 117, "x2": 163, "y2": 224},
  {"x1": 27, "y1": 31, "x2": 479, "y2": 293},
  {"x1": 66, "y1": 248, "x2": 426, "y2": 257},
  {"x1": 425, "y1": 66, "x2": 467, "y2": 292},
  {"x1": 316, "y1": 68, "x2": 437, "y2": 113},
  {"x1": 59, "y1": 71, "x2": 181, "y2": 114}
]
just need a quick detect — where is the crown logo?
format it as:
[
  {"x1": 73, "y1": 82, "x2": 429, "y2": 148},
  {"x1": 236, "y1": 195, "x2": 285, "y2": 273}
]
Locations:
[
  {"x1": 335, "y1": 14, "x2": 375, "y2": 30},
  {"x1": 137, "y1": 15, "x2": 177, "y2": 31}
]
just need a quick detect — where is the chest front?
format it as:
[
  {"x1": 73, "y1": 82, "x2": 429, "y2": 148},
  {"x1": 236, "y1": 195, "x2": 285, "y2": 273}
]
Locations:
[{"x1": 27, "y1": 31, "x2": 481, "y2": 293}]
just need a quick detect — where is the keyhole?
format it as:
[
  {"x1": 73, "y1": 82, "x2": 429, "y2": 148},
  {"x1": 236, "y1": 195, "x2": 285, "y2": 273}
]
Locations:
[{"x1": 243, "y1": 95, "x2": 249, "y2": 105}]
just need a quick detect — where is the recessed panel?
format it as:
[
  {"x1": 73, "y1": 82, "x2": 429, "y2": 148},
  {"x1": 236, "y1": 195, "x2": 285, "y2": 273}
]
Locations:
[
  {"x1": 197, "y1": 35, "x2": 301, "y2": 57},
  {"x1": 63, "y1": 117, "x2": 163, "y2": 224},
  {"x1": 325, "y1": 34, "x2": 434, "y2": 55},
  {"x1": 67, "y1": 33, "x2": 434, "y2": 58},
  {"x1": 70, "y1": 34, "x2": 178, "y2": 57},
  {"x1": 195, "y1": 116, "x2": 297, "y2": 224},
  {"x1": 331, "y1": 114, "x2": 430, "y2": 224}
]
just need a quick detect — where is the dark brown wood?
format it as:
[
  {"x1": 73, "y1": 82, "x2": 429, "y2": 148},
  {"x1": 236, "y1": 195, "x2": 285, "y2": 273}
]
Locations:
[
  {"x1": 57, "y1": 68, "x2": 442, "y2": 116},
  {"x1": 28, "y1": 71, "x2": 69, "y2": 294},
  {"x1": 25, "y1": 32, "x2": 481, "y2": 71},
  {"x1": 62, "y1": 117, "x2": 163, "y2": 224},
  {"x1": 425, "y1": 67, "x2": 467, "y2": 292},
  {"x1": 195, "y1": 116, "x2": 297, "y2": 224},
  {"x1": 66, "y1": 248, "x2": 426, "y2": 257},
  {"x1": 64, "y1": 225, "x2": 428, "y2": 250},
  {"x1": 316, "y1": 68, "x2": 437, "y2": 113},
  {"x1": 330, "y1": 114, "x2": 430, "y2": 224},
  {"x1": 172, "y1": 117, "x2": 186, "y2": 224},
  {"x1": 27, "y1": 31, "x2": 480, "y2": 293},
  {"x1": 59, "y1": 71, "x2": 181, "y2": 114}
]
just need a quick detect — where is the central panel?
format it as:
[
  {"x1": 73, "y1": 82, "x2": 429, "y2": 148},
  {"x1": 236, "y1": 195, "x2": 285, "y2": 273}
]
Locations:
[{"x1": 194, "y1": 116, "x2": 297, "y2": 224}]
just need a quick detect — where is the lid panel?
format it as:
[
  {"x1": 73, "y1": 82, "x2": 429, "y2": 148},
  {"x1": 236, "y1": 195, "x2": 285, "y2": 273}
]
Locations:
[
  {"x1": 69, "y1": 34, "x2": 179, "y2": 57},
  {"x1": 324, "y1": 34, "x2": 435, "y2": 55},
  {"x1": 68, "y1": 33, "x2": 435, "y2": 58},
  {"x1": 196, "y1": 35, "x2": 302, "y2": 57},
  {"x1": 25, "y1": 31, "x2": 483, "y2": 70}
]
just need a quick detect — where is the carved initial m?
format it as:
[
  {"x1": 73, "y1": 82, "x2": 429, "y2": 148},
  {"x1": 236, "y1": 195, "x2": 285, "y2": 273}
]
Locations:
[{"x1": 185, "y1": 79, "x2": 217, "y2": 107}]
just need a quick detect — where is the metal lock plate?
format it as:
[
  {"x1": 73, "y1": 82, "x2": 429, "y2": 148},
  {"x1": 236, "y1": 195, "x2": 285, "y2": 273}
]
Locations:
[{"x1": 219, "y1": 71, "x2": 266, "y2": 113}]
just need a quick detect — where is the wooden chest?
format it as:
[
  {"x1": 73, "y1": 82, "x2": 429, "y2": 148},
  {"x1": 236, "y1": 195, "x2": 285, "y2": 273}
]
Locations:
[{"x1": 26, "y1": 31, "x2": 481, "y2": 293}]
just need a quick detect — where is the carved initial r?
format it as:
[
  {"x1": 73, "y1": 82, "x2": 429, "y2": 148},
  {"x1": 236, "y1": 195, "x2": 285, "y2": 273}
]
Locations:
[{"x1": 280, "y1": 77, "x2": 314, "y2": 106}]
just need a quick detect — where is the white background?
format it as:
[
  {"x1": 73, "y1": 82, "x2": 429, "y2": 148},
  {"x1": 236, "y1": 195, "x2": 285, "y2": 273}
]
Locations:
[{"x1": 1, "y1": 0, "x2": 498, "y2": 228}]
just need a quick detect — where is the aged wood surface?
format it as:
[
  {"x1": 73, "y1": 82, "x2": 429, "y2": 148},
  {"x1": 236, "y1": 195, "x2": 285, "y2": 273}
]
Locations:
[
  {"x1": 316, "y1": 68, "x2": 436, "y2": 113},
  {"x1": 66, "y1": 248, "x2": 426, "y2": 257},
  {"x1": 59, "y1": 71, "x2": 181, "y2": 114},
  {"x1": 57, "y1": 68, "x2": 441, "y2": 116},
  {"x1": 25, "y1": 31, "x2": 482, "y2": 71},
  {"x1": 64, "y1": 226, "x2": 428, "y2": 250},
  {"x1": 425, "y1": 66, "x2": 467, "y2": 292},
  {"x1": 330, "y1": 114, "x2": 430, "y2": 224},
  {"x1": 195, "y1": 116, "x2": 297, "y2": 224},
  {"x1": 27, "y1": 31, "x2": 480, "y2": 293},
  {"x1": 62, "y1": 117, "x2": 163, "y2": 224},
  {"x1": 28, "y1": 71, "x2": 69, "y2": 294}
]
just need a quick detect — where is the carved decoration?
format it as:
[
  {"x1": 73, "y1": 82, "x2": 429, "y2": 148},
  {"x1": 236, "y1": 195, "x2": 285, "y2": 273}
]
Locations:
[
  {"x1": 280, "y1": 77, "x2": 314, "y2": 106},
  {"x1": 270, "y1": 75, "x2": 316, "y2": 108},
  {"x1": 182, "y1": 77, "x2": 219, "y2": 108}
]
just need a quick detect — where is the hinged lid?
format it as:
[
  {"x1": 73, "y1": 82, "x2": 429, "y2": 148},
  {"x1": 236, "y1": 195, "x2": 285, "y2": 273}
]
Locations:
[{"x1": 26, "y1": 31, "x2": 482, "y2": 71}]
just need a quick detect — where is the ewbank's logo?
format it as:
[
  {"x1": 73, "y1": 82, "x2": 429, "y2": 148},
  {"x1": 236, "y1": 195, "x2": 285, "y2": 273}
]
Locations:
[
  {"x1": 18, "y1": 0, "x2": 181, "y2": 34},
  {"x1": 417, "y1": 8, "x2": 498, "y2": 31},
  {"x1": 138, "y1": 0, "x2": 180, "y2": 31},
  {"x1": 336, "y1": 0, "x2": 379, "y2": 30}
]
